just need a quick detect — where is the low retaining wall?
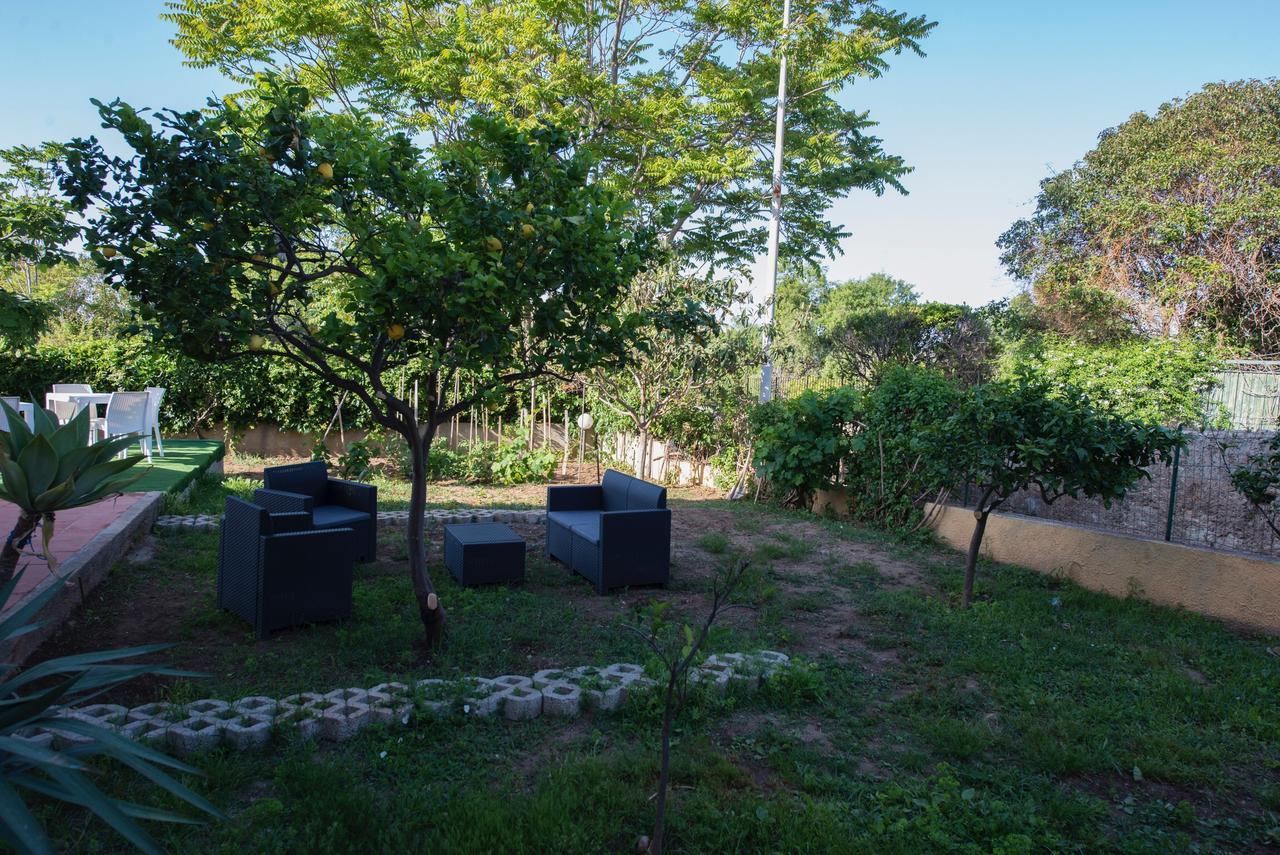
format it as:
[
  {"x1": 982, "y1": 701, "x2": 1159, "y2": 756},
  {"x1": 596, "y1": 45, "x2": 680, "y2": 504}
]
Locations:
[
  {"x1": 9, "y1": 492, "x2": 164, "y2": 664},
  {"x1": 925, "y1": 502, "x2": 1280, "y2": 636}
]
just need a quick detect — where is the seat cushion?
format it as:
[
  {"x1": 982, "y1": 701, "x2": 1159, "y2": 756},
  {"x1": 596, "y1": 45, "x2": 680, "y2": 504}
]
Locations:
[
  {"x1": 312, "y1": 504, "x2": 371, "y2": 529},
  {"x1": 569, "y1": 520, "x2": 600, "y2": 545},
  {"x1": 547, "y1": 510, "x2": 601, "y2": 531}
]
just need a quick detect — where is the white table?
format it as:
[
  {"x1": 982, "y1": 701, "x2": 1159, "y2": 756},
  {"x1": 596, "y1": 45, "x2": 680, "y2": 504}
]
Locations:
[
  {"x1": 44, "y1": 392, "x2": 113, "y2": 421},
  {"x1": 18, "y1": 402, "x2": 34, "y2": 429}
]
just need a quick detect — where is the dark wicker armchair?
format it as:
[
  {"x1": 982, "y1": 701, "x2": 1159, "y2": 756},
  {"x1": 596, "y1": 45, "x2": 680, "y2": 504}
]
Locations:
[
  {"x1": 216, "y1": 497, "x2": 356, "y2": 639},
  {"x1": 254, "y1": 461, "x2": 378, "y2": 562}
]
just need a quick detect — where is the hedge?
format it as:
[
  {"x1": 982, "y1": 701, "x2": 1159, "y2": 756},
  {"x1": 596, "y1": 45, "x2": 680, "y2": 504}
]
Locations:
[{"x1": 1, "y1": 337, "x2": 365, "y2": 434}]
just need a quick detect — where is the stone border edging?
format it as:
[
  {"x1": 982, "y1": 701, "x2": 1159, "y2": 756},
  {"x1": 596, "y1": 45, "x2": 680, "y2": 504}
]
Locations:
[
  {"x1": 21, "y1": 651, "x2": 790, "y2": 757},
  {"x1": 154, "y1": 508, "x2": 546, "y2": 534}
]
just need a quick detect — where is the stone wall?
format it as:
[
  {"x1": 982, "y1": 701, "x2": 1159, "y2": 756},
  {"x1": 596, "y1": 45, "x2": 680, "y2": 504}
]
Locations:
[
  {"x1": 926, "y1": 502, "x2": 1280, "y2": 636},
  {"x1": 964, "y1": 430, "x2": 1279, "y2": 559}
]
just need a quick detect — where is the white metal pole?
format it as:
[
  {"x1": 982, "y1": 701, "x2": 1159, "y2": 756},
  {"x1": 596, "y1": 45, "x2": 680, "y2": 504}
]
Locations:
[{"x1": 758, "y1": 0, "x2": 791, "y2": 404}]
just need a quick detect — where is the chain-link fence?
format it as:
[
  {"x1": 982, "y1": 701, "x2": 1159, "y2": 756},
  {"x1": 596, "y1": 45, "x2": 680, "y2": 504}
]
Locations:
[{"x1": 956, "y1": 430, "x2": 1280, "y2": 559}]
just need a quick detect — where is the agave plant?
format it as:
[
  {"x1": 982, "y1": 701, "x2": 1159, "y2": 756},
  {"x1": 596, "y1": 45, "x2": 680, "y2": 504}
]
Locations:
[
  {"x1": 0, "y1": 401, "x2": 144, "y2": 586},
  {"x1": 0, "y1": 400, "x2": 222, "y2": 851},
  {"x1": 0, "y1": 568, "x2": 223, "y2": 853}
]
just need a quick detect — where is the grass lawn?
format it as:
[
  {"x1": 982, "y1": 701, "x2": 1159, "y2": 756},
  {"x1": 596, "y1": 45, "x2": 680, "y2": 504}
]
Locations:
[{"x1": 29, "y1": 474, "x2": 1280, "y2": 852}]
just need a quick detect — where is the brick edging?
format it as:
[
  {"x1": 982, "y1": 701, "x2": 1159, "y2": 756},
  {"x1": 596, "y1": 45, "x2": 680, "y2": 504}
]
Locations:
[{"x1": 25, "y1": 651, "x2": 790, "y2": 756}]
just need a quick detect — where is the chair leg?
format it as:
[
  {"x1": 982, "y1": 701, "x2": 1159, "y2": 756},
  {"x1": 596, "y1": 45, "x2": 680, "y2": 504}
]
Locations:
[{"x1": 153, "y1": 425, "x2": 165, "y2": 457}]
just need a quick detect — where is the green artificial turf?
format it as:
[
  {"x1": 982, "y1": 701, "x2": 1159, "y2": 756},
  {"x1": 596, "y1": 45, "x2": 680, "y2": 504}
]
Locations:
[{"x1": 124, "y1": 440, "x2": 225, "y2": 495}]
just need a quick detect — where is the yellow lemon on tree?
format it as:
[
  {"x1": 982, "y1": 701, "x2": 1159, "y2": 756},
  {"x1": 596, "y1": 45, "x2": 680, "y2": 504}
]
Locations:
[
  {"x1": 100, "y1": 246, "x2": 117, "y2": 259},
  {"x1": 485, "y1": 236, "x2": 503, "y2": 252},
  {"x1": 268, "y1": 282, "x2": 281, "y2": 297},
  {"x1": 317, "y1": 162, "x2": 334, "y2": 180},
  {"x1": 251, "y1": 254, "x2": 268, "y2": 264},
  {"x1": 525, "y1": 202, "x2": 535, "y2": 215},
  {"x1": 387, "y1": 323, "x2": 406, "y2": 341},
  {"x1": 201, "y1": 222, "x2": 214, "y2": 232},
  {"x1": 248, "y1": 334, "x2": 266, "y2": 351},
  {"x1": 521, "y1": 223, "x2": 535, "y2": 238}
]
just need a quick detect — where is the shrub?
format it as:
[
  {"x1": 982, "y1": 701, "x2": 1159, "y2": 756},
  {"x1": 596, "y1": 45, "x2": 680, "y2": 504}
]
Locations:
[
  {"x1": 425, "y1": 446, "x2": 464, "y2": 481},
  {"x1": 490, "y1": 443, "x2": 559, "y2": 485},
  {"x1": 750, "y1": 367, "x2": 960, "y2": 525},
  {"x1": 750, "y1": 386, "x2": 862, "y2": 507},
  {"x1": 336, "y1": 438, "x2": 374, "y2": 480}
]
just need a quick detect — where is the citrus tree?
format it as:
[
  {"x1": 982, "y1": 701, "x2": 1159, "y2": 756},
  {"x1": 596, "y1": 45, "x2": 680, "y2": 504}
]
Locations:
[
  {"x1": 945, "y1": 377, "x2": 1183, "y2": 608},
  {"x1": 58, "y1": 80, "x2": 669, "y2": 645}
]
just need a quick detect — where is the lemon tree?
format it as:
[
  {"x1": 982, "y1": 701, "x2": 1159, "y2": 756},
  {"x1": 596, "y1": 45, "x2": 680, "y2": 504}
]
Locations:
[{"x1": 58, "y1": 79, "x2": 671, "y2": 645}]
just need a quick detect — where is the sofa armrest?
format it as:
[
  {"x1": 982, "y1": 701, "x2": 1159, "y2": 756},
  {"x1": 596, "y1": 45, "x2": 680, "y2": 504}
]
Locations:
[
  {"x1": 600, "y1": 508, "x2": 671, "y2": 540},
  {"x1": 325, "y1": 478, "x2": 377, "y2": 514},
  {"x1": 258, "y1": 528, "x2": 356, "y2": 636},
  {"x1": 598, "y1": 509, "x2": 672, "y2": 589},
  {"x1": 547, "y1": 485, "x2": 602, "y2": 512},
  {"x1": 253, "y1": 488, "x2": 313, "y2": 514},
  {"x1": 266, "y1": 511, "x2": 313, "y2": 535}
]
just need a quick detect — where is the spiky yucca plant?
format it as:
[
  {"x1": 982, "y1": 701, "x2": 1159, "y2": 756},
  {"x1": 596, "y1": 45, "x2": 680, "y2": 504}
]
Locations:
[{"x1": 0, "y1": 401, "x2": 144, "y2": 586}]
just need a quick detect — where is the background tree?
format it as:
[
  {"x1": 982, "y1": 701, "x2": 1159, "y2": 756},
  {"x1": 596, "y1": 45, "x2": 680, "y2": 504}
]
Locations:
[
  {"x1": 826, "y1": 300, "x2": 994, "y2": 385},
  {"x1": 998, "y1": 79, "x2": 1280, "y2": 357},
  {"x1": 1, "y1": 144, "x2": 79, "y2": 352},
  {"x1": 166, "y1": 0, "x2": 935, "y2": 270},
  {"x1": 585, "y1": 265, "x2": 742, "y2": 479},
  {"x1": 0, "y1": 144, "x2": 77, "y2": 297},
  {"x1": 59, "y1": 82, "x2": 668, "y2": 646},
  {"x1": 944, "y1": 377, "x2": 1182, "y2": 608},
  {"x1": 0, "y1": 290, "x2": 53, "y2": 354}
]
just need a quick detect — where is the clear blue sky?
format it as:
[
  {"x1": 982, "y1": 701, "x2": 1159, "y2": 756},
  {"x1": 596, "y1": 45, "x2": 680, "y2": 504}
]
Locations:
[{"x1": 3, "y1": 1, "x2": 1278, "y2": 306}]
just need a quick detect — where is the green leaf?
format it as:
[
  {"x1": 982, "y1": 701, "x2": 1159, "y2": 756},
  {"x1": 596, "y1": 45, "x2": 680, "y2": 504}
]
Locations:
[
  {"x1": 16, "y1": 434, "x2": 58, "y2": 496},
  {"x1": 44, "y1": 765, "x2": 162, "y2": 855},
  {"x1": 0, "y1": 775, "x2": 53, "y2": 855},
  {"x1": 0, "y1": 452, "x2": 32, "y2": 508}
]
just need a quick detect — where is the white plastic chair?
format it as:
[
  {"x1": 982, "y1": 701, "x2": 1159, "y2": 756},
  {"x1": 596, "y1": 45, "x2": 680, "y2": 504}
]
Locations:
[
  {"x1": 0, "y1": 397, "x2": 18, "y2": 433},
  {"x1": 144, "y1": 387, "x2": 166, "y2": 457},
  {"x1": 50, "y1": 383, "x2": 93, "y2": 424},
  {"x1": 97, "y1": 392, "x2": 153, "y2": 461}
]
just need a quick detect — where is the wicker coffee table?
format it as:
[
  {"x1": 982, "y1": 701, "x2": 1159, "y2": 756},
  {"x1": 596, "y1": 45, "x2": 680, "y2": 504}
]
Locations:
[{"x1": 443, "y1": 522, "x2": 526, "y2": 586}]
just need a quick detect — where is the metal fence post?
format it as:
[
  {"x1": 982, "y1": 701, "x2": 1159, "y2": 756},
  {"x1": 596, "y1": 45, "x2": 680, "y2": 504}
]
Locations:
[{"x1": 1164, "y1": 442, "x2": 1182, "y2": 542}]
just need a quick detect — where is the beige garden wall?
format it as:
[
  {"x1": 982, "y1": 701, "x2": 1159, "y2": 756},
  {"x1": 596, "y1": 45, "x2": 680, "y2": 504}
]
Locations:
[{"x1": 924, "y1": 501, "x2": 1280, "y2": 636}]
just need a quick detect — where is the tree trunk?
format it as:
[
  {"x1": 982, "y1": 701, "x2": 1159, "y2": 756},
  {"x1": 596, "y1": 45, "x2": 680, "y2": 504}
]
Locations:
[
  {"x1": 638, "y1": 427, "x2": 650, "y2": 480},
  {"x1": 0, "y1": 512, "x2": 39, "y2": 590},
  {"x1": 650, "y1": 676, "x2": 677, "y2": 855},
  {"x1": 406, "y1": 423, "x2": 446, "y2": 647},
  {"x1": 963, "y1": 509, "x2": 990, "y2": 609}
]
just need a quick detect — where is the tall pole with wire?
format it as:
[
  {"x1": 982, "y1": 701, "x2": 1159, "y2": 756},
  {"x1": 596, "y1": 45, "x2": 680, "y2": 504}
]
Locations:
[{"x1": 758, "y1": 0, "x2": 792, "y2": 404}]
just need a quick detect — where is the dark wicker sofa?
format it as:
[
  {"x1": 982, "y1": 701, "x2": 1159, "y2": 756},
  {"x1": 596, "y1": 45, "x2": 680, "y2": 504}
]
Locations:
[
  {"x1": 546, "y1": 469, "x2": 671, "y2": 594},
  {"x1": 217, "y1": 496, "x2": 357, "y2": 638},
  {"x1": 253, "y1": 461, "x2": 378, "y2": 562}
]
